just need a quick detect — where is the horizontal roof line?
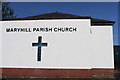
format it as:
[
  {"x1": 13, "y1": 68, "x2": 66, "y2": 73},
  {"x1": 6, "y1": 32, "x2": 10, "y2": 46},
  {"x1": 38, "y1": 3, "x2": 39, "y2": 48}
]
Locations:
[{"x1": 2, "y1": 12, "x2": 115, "y2": 26}]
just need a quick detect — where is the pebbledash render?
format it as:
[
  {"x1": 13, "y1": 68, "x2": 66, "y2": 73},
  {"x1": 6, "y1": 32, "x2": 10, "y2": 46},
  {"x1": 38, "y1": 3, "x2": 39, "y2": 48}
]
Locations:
[{"x1": 1, "y1": 12, "x2": 115, "y2": 78}]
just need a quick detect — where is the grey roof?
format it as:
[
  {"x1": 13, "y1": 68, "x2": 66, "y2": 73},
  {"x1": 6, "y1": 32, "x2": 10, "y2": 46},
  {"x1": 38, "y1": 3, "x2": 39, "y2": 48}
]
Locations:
[{"x1": 2, "y1": 12, "x2": 115, "y2": 26}]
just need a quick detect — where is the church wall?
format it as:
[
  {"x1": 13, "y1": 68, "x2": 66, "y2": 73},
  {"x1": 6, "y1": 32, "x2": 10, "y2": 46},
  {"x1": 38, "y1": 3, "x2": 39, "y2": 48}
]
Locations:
[
  {"x1": 2, "y1": 19, "x2": 92, "y2": 69},
  {"x1": 0, "y1": 21, "x2": 2, "y2": 67},
  {"x1": 91, "y1": 26, "x2": 114, "y2": 69},
  {"x1": 0, "y1": 21, "x2": 2, "y2": 78},
  {"x1": 1, "y1": 20, "x2": 115, "y2": 78}
]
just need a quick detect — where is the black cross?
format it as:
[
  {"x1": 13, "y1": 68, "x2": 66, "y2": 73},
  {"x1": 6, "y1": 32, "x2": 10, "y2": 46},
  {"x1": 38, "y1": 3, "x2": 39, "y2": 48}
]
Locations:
[{"x1": 32, "y1": 36, "x2": 47, "y2": 61}]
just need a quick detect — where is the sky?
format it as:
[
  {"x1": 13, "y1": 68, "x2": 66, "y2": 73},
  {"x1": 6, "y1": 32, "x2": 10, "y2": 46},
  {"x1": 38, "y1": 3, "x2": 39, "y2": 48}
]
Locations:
[{"x1": 9, "y1": 2, "x2": 119, "y2": 45}]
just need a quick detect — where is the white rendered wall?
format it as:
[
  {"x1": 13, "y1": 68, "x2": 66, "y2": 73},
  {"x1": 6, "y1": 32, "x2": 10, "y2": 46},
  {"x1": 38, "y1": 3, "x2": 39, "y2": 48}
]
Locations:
[
  {"x1": 91, "y1": 26, "x2": 114, "y2": 68},
  {"x1": 2, "y1": 19, "x2": 92, "y2": 69},
  {"x1": 0, "y1": 21, "x2": 2, "y2": 67},
  {"x1": 0, "y1": 21, "x2": 2, "y2": 79},
  {"x1": 2, "y1": 20, "x2": 114, "y2": 69}
]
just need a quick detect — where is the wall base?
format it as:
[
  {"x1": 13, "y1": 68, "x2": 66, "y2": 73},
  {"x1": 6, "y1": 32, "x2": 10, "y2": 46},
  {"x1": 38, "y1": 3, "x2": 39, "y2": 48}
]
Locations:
[{"x1": 1, "y1": 68, "x2": 114, "y2": 78}]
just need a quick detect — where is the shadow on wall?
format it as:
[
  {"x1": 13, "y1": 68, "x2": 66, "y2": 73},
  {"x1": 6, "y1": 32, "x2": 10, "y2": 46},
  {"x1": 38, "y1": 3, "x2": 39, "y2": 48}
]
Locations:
[
  {"x1": 114, "y1": 45, "x2": 120, "y2": 79},
  {"x1": 114, "y1": 45, "x2": 120, "y2": 70}
]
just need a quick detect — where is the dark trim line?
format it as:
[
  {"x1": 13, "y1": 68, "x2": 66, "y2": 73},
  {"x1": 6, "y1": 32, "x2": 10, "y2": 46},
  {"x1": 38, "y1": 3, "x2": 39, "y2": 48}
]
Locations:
[{"x1": 2, "y1": 18, "x2": 115, "y2": 26}]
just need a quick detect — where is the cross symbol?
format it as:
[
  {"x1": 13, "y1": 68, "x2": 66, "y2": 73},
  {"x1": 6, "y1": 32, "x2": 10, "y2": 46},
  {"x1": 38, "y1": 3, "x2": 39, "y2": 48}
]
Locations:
[{"x1": 32, "y1": 36, "x2": 48, "y2": 61}]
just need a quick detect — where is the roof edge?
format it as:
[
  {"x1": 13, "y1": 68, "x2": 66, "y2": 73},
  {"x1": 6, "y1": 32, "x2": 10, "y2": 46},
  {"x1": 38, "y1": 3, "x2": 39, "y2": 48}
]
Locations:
[{"x1": 2, "y1": 12, "x2": 115, "y2": 26}]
